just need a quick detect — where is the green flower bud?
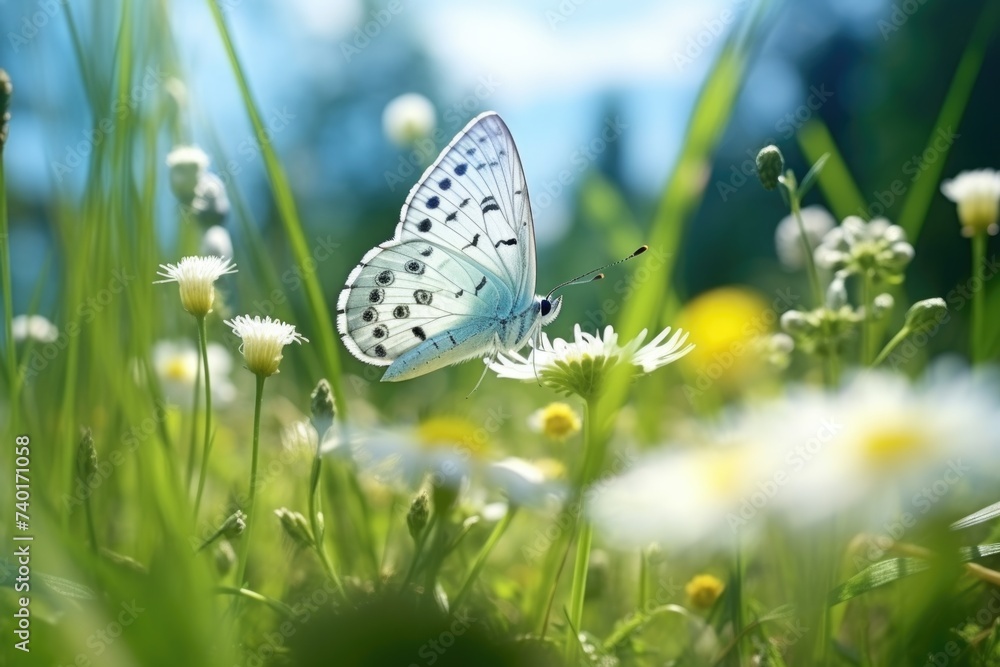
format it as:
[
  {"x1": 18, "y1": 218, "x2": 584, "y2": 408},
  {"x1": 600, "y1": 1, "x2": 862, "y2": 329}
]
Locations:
[
  {"x1": 310, "y1": 378, "x2": 336, "y2": 438},
  {"x1": 872, "y1": 293, "x2": 895, "y2": 319},
  {"x1": 406, "y1": 492, "x2": 430, "y2": 541},
  {"x1": 904, "y1": 298, "x2": 947, "y2": 331},
  {"x1": 221, "y1": 510, "x2": 246, "y2": 539},
  {"x1": 274, "y1": 508, "x2": 313, "y2": 548},
  {"x1": 76, "y1": 428, "x2": 97, "y2": 484},
  {"x1": 0, "y1": 69, "x2": 10, "y2": 149},
  {"x1": 756, "y1": 145, "x2": 784, "y2": 190},
  {"x1": 214, "y1": 539, "x2": 236, "y2": 575}
]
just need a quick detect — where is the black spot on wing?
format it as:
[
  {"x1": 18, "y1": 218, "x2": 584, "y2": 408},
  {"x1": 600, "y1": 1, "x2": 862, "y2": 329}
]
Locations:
[
  {"x1": 373, "y1": 344, "x2": 387, "y2": 358},
  {"x1": 420, "y1": 247, "x2": 433, "y2": 257},
  {"x1": 412, "y1": 326, "x2": 426, "y2": 341},
  {"x1": 494, "y1": 238, "x2": 517, "y2": 248},
  {"x1": 474, "y1": 276, "x2": 487, "y2": 296},
  {"x1": 438, "y1": 178, "x2": 451, "y2": 190},
  {"x1": 445, "y1": 211, "x2": 457, "y2": 222},
  {"x1": 460, "y1": 198, "x2": 471, "y2": 208},
  {"x1": 455, "y1": 163, "x2": 468, "y2": 176},
  {"x1": 427, "y1": 196, "x2": 440, "y2": 209},
  {"x1": 417, "y1": 219, "x2": 432, "y2": 233},
  {"x1": 463, "y1": 233, "x2": 480, "y2": 249}
]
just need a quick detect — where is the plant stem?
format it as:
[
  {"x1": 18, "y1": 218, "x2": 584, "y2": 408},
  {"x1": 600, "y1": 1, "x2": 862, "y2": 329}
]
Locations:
[
  {"x1": 234, "y1": 373, "x2": 265, "y2": 591},
  {"x1": 565, "y1": 397, "x2": 602, "y2": 661},
  {"x1": 872, "y1": 326, "x2": 912, "y2": 367},
  {"x1": 193, "y1": 316, "x2": 214, "y2": 519},
  {"x1": 971, "y1": 230, "x2": 986, "y2": 363},
  {"x1": 0, "y1": 154, "x2": 18, "y2": 436},
  {"x1": 860, "y1": 272, "x2": 875, "y2": 365},
  {"x1": 185, "y1": 357, "x2": 202, "y2": 493},
  {"x1": 307, "y1": 443, "x2": 345, "y2": 597},
  {"x1": 452, "y1": 506, "x2": 517, "y2": 609},
  {"x1": 790, "y1": 195, "x2": 824, "y2": 308},
  {"x1": 638, "y1": 548, "x2": 649, "y2": 611},
  {"x1": 83, "y1": 494, "x2": 99, "y2": 554}
]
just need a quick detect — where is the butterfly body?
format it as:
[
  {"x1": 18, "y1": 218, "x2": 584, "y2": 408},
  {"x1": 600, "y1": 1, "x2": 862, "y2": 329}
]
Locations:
[{"x1": 338, "y1": 111, "x2": 562, "y2": 382}]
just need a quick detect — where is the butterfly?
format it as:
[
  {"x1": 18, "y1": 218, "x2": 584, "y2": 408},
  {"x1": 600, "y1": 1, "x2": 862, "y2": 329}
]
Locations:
[{"x1": 337, "y1": 110, "x2": 573, "y2": 383}]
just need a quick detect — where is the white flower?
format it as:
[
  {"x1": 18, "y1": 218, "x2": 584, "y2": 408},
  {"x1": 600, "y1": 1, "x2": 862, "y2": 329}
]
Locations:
[
  {"x1": 941, "y1": 169, "x2": 1000, "y2": 237},
  {"x1": 774, "y1": 205, "x2": 835, "y2": 269},
  {"x1": 151, "y1": 339, "x2": 236, "y2": 406},
  {"x1": 156, "y1": 255, "x2": 237, "y2": 317},
  {"x1": 200, "y1": 225, "x2": 233, "y2": 259},
  {"x1": 490, "y1": 324, "x2": 693, "y2": 399},
  {"x1": 588, "y1": 430, "x2": 780, "y2": 551},
  {"x1": 166, "y1": 145, "x2": 210, "y2": 204},
  {"x1": 382, "y1": 93, "x2": 436, "y2": 147},
  {"x1": 814, "y1": 216, "x2": 914, "y2": 284},
  {"x1": 484, "y1": 457, "x2": 565, "y2": 508},
  {"x1": 11, "y1": 314, "x2": 58, "y2": 344},
  {"x1": 224, "y1": 315, "x2": 307, "y2": 377},
  {"x1": 766, "y1": 365, "x2": 1000, "y2": 526}
]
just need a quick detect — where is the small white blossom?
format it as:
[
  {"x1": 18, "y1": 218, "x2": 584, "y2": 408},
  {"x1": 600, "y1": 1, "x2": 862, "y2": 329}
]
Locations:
[
  {"x1": 151, "y1": 339, "x2": 236, "y2": 406},
  {"x1": 156, "y1": 255, "x2": 237, "y2": 317},
  {"x1": 224, "y1": 315, "x2": 307, "y2": 377},
  {"x1": 941, "y1": 169, "x2": 1000, "y2": 236},
  {"x1": 814, "y1": 216, "x2": 914, "y2": 284},
  {"x1": 11, "y1": 314, "x2": 58, "y2": 344},
  {"x1": 382, "y1": 93, "x2": 436, "y2": 147}
]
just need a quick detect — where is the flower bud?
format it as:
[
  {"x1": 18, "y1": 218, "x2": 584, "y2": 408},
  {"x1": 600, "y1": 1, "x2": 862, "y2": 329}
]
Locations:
[
  {"x1": 275, "y1": 508, "x2": 314, "y2": 548},
  {"x1": 191, "y1": 173, "x2": 230, "y2": 226},
  {"x1": 76, "y1": 428, "x2": 97, "y2": 484},
  {"x1": 756, "y1": 145, "x2": 784, "y2": 190},
  {"x1": 0, "y1": 69, "x2": 11, "y2": 149},
  {"x1": 166, "y1": 145, "x2": 209, "y2": 205},
  {"x1": 310, "y1": 379, "x2": 336, "y2": 438},
  {"x1": 214, "y1": 539, "x2": 236, "y2": 575},
  {"x1": 825, "y1": 276, "x2": 848, "y2": 310},
  {"x1": 904, "y1": 298, "x2": 947, "y2": 331},
  {"x1": 221, "y1": 510, "x2": 247, "y2": 539},
  {"x1": 872, "y1": 293, "x2": 894, "y2": 319},
  {"x1": 406, "y1": 492, "x2": 430, "y2": 541}
]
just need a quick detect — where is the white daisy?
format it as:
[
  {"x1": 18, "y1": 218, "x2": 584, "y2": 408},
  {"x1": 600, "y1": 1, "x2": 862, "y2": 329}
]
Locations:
[
  {"x1": 224, "y1": 315, "x2": 307, "y2": 377},
  {"x1": 151, "y1": 339, "x2": 236, "y2": 406},
  {"x1": 771, "y1": 365, "x2": 1000, "y2": 526},
  {"x1": 490, "y1": 324, "x2": 693, "y2": 399},
  {"x1": 774, "y1": 205, "x2": 835, "y2": 269},
  {"x1": 11, "y1": 314, "x2": 58, "y2": 344},
  {"x1": 382, "y1": 93, "x2": 436, "y2": 147},
  {"x1": 941, "y1": 169, "x2": 1000, "y2": 237},
  {"x1": 156, "y1": 255, "x2": 237, "y2": 318},
  {"x1": 588, "y1": 429, "x2": 781, "y2": 551}
]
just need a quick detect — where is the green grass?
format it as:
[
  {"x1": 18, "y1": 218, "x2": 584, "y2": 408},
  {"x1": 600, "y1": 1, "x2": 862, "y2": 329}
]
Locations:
[{"x1": 3, "y1": 2, "x2": 1000, "y2": 666}]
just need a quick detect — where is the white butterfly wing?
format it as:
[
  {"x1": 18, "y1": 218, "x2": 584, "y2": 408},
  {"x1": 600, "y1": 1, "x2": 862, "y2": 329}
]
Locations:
[
  {"x1": 396, "y1": 111, "x2": 536, "y2": 306},
  {"x1": 337, "y1": 111, "x2": 538, "y2": 380}
]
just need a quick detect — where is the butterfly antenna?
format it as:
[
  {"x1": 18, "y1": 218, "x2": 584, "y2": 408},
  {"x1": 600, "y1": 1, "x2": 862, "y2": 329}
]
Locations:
[{"x1": 545, "y1": 245, "x2": 649, "y2": 300}]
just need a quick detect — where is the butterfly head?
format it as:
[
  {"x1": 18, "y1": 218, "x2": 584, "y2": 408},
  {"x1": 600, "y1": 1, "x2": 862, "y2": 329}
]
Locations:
[{"x1": 537, "y1": 295, "x2": 563, "y2": 326}]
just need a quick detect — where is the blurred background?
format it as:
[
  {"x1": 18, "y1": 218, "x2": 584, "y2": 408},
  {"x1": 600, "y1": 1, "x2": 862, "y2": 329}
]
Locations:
[{"x1": 4, "y1": 0, "x2": 997, "y2": 345}]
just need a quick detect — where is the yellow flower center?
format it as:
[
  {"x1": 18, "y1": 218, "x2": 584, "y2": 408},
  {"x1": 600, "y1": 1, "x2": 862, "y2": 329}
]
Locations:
[
  {"x1": 163, "y1": 355, "x2": 194, "y2": 382},
  {"x1": 416, "y1": 417, "x2": 485, "y2": 458},
  {"x1": 702, "y1": 449, "x2": 747, "y2": 495},
  {"x1": 685, "y1": 574, "x2": 725, "y2": 610},
  {"x1": 860, "y1": 423, "x2": 928, "y2": 469},
  {"x1": 539, "y1": 402, "x2": 581, "y2": 441}
]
